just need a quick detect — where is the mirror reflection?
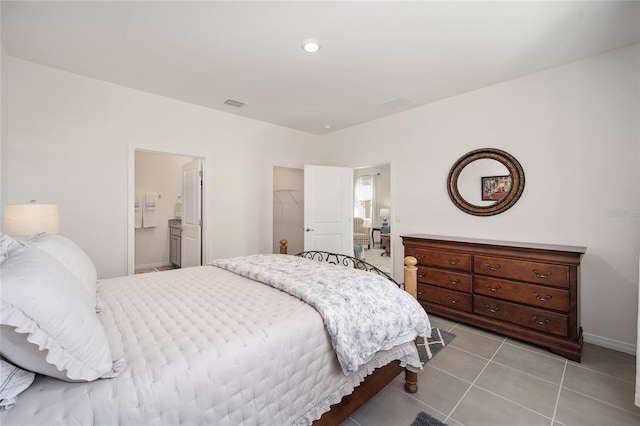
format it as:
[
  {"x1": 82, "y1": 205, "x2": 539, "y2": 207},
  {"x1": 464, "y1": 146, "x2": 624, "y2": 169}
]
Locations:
[{"x1": 457, "y1": 159, "x2": 510, "y2": 205}]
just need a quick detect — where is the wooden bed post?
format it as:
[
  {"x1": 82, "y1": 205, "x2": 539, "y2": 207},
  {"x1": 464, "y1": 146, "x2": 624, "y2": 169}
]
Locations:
[
  {"x1": 404, "y1": 255, "x2": 419, "y2": 393},
  {"x1": 279, "y1": 239, "x2": 288, "y2": 254}
]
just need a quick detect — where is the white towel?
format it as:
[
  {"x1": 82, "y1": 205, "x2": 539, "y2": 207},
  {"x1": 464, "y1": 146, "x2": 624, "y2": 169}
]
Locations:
[
  {"x1": 134, "y1": 193, "x2": 143, "y2": 229},
  {"x1": 142, "y1": 192, "x2": 158, "y2": 228},
  {"x1": 145, "y1": 192, "x2": 157, "y2": 208}
]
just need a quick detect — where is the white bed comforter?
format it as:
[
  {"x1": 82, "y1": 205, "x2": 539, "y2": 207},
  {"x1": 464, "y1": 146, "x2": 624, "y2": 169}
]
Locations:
[{"x1": 1, "y1": 264, "x2": 429, "y2": 426}]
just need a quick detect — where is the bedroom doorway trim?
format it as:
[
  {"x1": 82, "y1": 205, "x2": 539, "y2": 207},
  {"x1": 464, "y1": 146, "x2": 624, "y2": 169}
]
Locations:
[{"x1": 127, "y1": 145, "x2": 207, "y2": 276}]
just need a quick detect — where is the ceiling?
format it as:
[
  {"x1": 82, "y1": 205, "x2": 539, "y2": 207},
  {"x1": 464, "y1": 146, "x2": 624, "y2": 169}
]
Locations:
[{"x1": 2, "y1": 1, "x2": 639, "y2": 135}]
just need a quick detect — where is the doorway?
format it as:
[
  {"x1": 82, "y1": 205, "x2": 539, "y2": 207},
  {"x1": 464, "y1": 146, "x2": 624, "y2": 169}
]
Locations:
[
  {"x1": 354, "y1": 163, "x2": 391, "y2": 274},
  {"x1": 128, "y1": 149, "x2": 204, "y2": 275},
  {"x1": 272, "y1": 163, "x2": 392, "y2": 274}
]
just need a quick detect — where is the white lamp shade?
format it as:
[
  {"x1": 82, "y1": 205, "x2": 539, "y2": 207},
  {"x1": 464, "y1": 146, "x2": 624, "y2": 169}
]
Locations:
[
  {"x1": 3, "y1": 203, "x2": 60, "y2": 236},
  {"x1": 379, "y1": 208, "x2": 390, "y2": 218}
]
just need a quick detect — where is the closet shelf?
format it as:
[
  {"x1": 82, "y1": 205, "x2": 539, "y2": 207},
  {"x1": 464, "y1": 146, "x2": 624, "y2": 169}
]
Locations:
[{"x1": 273, "y1": 189, "x2": 301, "y2": 209}]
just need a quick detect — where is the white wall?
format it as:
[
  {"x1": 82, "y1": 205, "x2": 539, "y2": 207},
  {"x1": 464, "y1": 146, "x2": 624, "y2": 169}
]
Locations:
[
  {"x1": 323, "y1": 45, "x2": 640, "y2": 353},
  {"x1": 135, "y1": 151, "x2": 192, "y2": 269},
  {"x1": 4, "y1": 57, "x2": 325, "y2": 279}
]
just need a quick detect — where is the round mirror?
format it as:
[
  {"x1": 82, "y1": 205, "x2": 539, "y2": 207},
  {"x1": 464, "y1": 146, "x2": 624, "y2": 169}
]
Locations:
[{"x1": 447, "y1": 148, "x2": 525, "y2": 216}]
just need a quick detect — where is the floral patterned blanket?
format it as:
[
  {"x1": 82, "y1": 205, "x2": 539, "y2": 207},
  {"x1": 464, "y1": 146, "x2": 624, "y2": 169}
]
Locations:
[{"x1": 211, "y1": 254, "x2": 431, "y2": 374}]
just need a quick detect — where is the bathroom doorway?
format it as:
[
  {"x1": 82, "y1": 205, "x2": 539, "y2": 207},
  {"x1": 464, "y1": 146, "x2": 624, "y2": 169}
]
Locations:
[{"x1": 131, "y1": 150, "x2": 203, "y2": 274}]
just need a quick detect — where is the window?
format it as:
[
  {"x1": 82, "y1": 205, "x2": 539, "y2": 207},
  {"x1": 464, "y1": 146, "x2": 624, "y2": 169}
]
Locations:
[{"x1": 354, "y1": 175, "x2": 374, "y2": 224}]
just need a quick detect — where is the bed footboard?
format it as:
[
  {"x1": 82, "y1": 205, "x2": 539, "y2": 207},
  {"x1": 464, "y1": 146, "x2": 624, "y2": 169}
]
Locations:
[{"x1": 278, "y1": 240, "x2": 421, "y2": 422}]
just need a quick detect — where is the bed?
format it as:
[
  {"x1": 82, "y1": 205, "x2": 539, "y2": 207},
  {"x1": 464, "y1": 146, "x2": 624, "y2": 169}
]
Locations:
[{"x1": 0, "y1": 233, "x2": 430, "y2": 425}]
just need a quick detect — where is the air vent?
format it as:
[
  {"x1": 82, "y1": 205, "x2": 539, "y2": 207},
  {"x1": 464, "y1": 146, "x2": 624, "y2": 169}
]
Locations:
[
  {"x1": 224, "y1": 99, "x2": 245, "y2": 108},
  {"x1": 383, "y1": 97, "x2": 413, "y2": 110}
]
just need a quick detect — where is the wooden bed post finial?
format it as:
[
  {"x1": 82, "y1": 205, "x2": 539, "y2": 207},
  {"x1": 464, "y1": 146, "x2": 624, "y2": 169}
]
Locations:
[
  {"x1": 279, "y1": 239, "x2": 288, "y2": 255},
  {"x1": 404, "y1": 256, "x2": 418, "y2": 300}
]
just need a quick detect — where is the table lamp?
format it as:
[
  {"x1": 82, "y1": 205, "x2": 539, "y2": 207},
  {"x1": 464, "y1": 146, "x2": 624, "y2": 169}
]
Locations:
[
  {"x1": 379, "y1": 208, "x2": 390, "y2": 227},
  {"x1": 3, "y1": 201, "x2": 60, "y2": 236}
]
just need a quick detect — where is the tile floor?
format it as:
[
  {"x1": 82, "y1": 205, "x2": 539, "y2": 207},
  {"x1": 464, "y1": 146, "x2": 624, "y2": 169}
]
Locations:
[
  {"x1": 363, "y1": 248, "x2": 391, "y2": 274},
  {"x1": 341, "y1": 315, "x2": 639, "y2": 426}
]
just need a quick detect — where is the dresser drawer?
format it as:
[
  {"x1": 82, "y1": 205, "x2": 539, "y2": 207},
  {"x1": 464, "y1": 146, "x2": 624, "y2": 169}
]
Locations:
[
  {"x1": 417, "y1": 266, "x2": 471, "y2": 292},
  {"x1": 473, "y1": 277, "x2": 569, "y2": 311},
  {"x1": 417, "y1": 284, "x2": 472, "y2": 312},
  {"x1": 406, "y1": 247, "x2": 471, "y2": 272},
  {"x1": 474, "y1": 295, "x2": 568, "y2": 336},
  {"x1": 474, "y1": 255, "x2": 569, "y2": 288}
]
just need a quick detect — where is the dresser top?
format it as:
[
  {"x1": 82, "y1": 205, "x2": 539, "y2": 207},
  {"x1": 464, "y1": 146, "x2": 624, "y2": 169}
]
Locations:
[{"x1": 401, "y1": 234, "x2": 586, "y2": 255}]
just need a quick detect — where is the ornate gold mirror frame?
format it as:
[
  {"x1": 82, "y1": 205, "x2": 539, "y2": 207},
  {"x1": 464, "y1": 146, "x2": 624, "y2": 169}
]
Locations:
[{"x1": 447, "y1": 148, "x2": 525, "y2": 216}]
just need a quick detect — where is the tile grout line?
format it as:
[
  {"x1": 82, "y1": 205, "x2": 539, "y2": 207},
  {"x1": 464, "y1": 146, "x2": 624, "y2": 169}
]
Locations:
[
  {"x1": 560, "y1": 387, "x2": 640, "y2": 417},
  {"x1": 550, "y1": 358, "x2": 568, "y2": 425},
  {"x1": 502, "y1": 338, "x2": 568, "y2": 362},
  {"x1": 440, "y1": 343, "x2": 492, "y2": 362},
  {"x1": 470, "y1": 383, "x2": 555, "y2": 422},
  {"x1": 565, "y1": 360, "x2": 637, "y2": 384},
  {"x1": 426, "y1": 363, "x2": 477, "y2": 386},
  {"x1": 449, "y1": 323, "x2": 506, "y2": 344},
  {"x1": 389, "y1": 385, "x2": 451, "y2": 422},
  {"x1": 489, "y1": 358, "x2": 564, "y2": 387},
  {"x1": 444, "y1": 336, "x2": 507, "y2": 425}
]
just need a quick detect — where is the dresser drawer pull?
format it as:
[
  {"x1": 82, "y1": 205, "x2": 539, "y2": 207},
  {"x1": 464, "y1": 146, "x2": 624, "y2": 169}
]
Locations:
[
  {"x1": 415, "y1": 254, "x2": 426, "y2": 260},
  {"x1": 417, "y1": 291, "x2": 424, "y2": 296},
  {"x1": 532, "y1": 269, "x2": 552, "y2": 279},
  {"x1": 418, "y1": 273, "x2": 425, "y2": 278},
  {"x1": 484, "y1": 304, "x2": 500, "y2": 313},
  {"x1": 532, "y1": 291, "x2": 552, "y2": 302},
  {"x1": 485, "y1": 283, "x2": 502, "y2": 292},
  {"x1": 447, "y1": 296, "x2": 461, "y2": 304},
  {"x1": 531, "y1": 315, "x2": 551, "y2": 326},
  {"x1": 447, "y1": 277, "x2": 460, "y2": 285},
  {"x1": 484, "y1": 262, "x2": 501, "y2": 271},
  {"x1": 447, "y1": 258, "x2": 460, "y2": 265}
]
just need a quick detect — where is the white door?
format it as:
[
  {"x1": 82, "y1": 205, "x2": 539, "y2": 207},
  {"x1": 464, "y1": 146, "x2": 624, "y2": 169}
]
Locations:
[
  {"x1": 181, "y1": 159, "x2": 202, "y2": 267},
  {"x1": 303, "y1": 165, "x2": 353, "y2": 255}
]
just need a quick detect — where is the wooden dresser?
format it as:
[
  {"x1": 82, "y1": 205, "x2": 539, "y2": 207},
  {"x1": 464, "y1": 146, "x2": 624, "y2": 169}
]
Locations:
[{"x1": 402, "y1": 234, "x2": 586, "y2": 361}]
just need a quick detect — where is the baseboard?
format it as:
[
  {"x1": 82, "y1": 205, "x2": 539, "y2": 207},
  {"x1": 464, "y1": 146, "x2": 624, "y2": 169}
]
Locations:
[
  {"x1": 583, "y1": 332, "x2": 636, "y2": 355},
  {"x1": 135, "y1": 262, "x2": 171, "y2": 270}
]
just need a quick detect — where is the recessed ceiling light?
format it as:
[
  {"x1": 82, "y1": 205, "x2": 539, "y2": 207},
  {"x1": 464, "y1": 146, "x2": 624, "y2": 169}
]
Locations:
[
  {"x1": 323, "y1": 124, "x2": 331, "y2": 129},
  {"x1": 302, "y1": 39, "x2": 321, "y2": 53}
]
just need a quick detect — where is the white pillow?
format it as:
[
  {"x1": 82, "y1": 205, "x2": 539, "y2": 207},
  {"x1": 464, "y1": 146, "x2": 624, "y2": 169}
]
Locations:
[
  {"x1": 26, "y1": 233, "x2": 97, "y2": 307},
  {"x1": 0, "y1": 245, "x2": 123, "y2": 382},
  {"x1": 0, "y1": 233, "x2": 21, "y2": 265}
]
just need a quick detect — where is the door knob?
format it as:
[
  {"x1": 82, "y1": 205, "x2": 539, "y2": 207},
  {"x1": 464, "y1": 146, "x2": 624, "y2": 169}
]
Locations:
[{"x1": 304, "y1": 228, "x2": 314, "y2": 232}]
